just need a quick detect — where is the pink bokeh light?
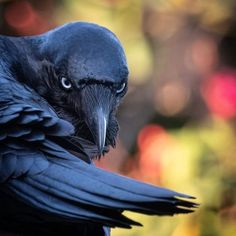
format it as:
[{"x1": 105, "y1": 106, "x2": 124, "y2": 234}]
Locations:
[{"x1": 202, "y1": 70, "x2": 236, "y2": 119}]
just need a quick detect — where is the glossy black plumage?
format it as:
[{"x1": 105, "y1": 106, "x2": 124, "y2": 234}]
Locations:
[{"x1": 0, "y1": 22, "x2": 196, "y2": 236}]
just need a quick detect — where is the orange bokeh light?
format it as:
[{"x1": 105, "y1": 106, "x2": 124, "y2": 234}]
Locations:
[
  {"x1": 4, "y1": 1, "x2": 49, "y2": 35},
  {"x1": 5, "y1": 1, "x2": 36, "y2": 29},
  {"x1": 136, "y1": 124, "x2": 174, "y2": 183}
]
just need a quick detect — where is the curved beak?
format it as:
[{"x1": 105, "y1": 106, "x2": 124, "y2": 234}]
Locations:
[
  {"x1": 80, "y1": 84, "x2": 114, "y2": 157},
  {"x1": 92, "y1": 108, "x2": 107, "y2": 155},
  {"x1": 80, "y1": 84, "x2": 116, "y2": 157}
]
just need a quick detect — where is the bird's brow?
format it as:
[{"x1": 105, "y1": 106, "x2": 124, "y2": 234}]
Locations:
[{"x1": 77, "y1": 78, "x2": 124, "y2": 87}]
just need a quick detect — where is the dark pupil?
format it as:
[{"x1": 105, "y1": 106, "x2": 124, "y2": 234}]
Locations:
[
  {"x1": 64, "y1": 79, "x2": 70, "y2": 85},
  {"x1": 117, "y1": 83, "x2": 125, "y2": 93}
]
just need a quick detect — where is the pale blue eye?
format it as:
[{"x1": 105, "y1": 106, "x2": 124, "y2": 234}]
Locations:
[
  {"x1": 61, "y1": 77, "x2": 72, "y2": 89},
  {"x1": 116, "y1": 82, "x2": 126, "y2": 94}
]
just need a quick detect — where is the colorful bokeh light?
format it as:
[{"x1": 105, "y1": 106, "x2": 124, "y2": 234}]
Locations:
[{"x1": 202, "y1": 70, "x2": 236, "y2": 119}]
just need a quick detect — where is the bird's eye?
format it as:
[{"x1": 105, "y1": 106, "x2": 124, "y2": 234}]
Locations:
[
  {"x1": 60, "y1": 77, "x2": 72, "y2": 90},
  {"x1": 116, "y1": 82, "x2": 126, "y2": 94}
]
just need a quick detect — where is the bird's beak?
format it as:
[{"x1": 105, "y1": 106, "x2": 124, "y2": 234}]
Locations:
[
  {"x1": 91, "y1": 107, "x2": 107, "y2": 155},
  {"x1": 81, "y1": 85, "x2": 111, "y2": 156}
]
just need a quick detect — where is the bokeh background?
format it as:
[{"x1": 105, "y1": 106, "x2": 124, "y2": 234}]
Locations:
[{"x1": 1, "y1": 0, "x2": 236, "y2": 235}]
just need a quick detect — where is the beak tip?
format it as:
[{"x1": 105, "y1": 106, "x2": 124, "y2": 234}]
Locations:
[{"x1": 97, "y1": 146, "x2": 104, "y2": 157}]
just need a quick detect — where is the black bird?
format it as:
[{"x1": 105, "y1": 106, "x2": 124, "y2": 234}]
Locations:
[{"x1": 0, "y1": 22, "x2": 196, "y2": 236}]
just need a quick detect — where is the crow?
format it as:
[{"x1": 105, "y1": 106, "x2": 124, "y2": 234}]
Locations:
[{"x1": 0, "y1": 22, "x2": 197, "y2": 236}]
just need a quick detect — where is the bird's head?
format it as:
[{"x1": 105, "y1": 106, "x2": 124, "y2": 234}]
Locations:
[{"x1": 23, "y1": 22, "x2": 129, "y2": 158}]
